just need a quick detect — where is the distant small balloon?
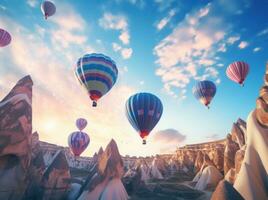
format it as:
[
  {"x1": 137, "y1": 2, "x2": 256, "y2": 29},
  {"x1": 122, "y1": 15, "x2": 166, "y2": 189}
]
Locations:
[
  {"x1": 41, "y1": 1, "x2": 56, "y2": 19},
  {"x1": 68, "y1": 131, "x2": 90, "y2": 157},
  {"x1": 226, "y1": 61, "x2": 249, "y2": 86},
  {"x1": 76, "y1": 118, "x2": 87, "y2": 131},
  {"x1": 0, "y1": 29, "x2": 11, "y2": 47},
  {"x1": 193, "y1": 80, "x2": 217, "y2": 108}
]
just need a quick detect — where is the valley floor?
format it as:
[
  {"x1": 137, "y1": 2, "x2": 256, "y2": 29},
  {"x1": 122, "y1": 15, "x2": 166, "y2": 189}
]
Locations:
[{"x1": 129, "y1": 172, "x2": 212, "y2": 200}]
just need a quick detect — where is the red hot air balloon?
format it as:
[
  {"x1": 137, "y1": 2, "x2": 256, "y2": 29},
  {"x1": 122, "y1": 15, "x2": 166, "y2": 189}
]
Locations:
[
  {"x1": 0, "y1": 29, "x2": 11, "y2": 47},
  {"x1": 226, "y1": 61, "x2": 249, "y2": 86},
  {"x1": 68, "y1": 131, "x2": 90, "y2": 157},
  {"x1": 76, "y1": 118, "x2": 87, "y2": 131}
]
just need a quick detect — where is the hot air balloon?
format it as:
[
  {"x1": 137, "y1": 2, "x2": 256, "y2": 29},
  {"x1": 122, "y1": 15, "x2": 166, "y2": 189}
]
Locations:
[
  {"x1": 75, "y1": 53, "x2": 118, "y2": 107},
  {"x1": 193, "y1": 80, "x2": 216, "y2": 108},
  {"x1": 125, "y1": 92, "x2": 163, "y2": 145},
  {"x1": 68, "y1": 131, "x2": 90, "y2": 157},
  {"x1": 41, "y1": 1, "x2": 56, "y2": 19},
  {"x1": 226, "y1": 61, "x2": 249, "y2": 86},
  {"x1": 76, "y1": 118, "x2": 87, "y2": 131},
  {"x1": 0, "y1": 29, "x2": 11, "y2": 47}
]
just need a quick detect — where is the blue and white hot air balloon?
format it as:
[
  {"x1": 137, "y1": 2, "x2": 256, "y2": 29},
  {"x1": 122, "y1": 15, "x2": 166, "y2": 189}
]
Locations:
[
  {"x1": 125, "y1": 92, "x2": 163, "y2": 144},
  {"x1": 74, "y1": 53, "x2": 118, "y2": 107},
  {"x1": 193, "y1": 80, "x2": 217, "y2": 109}
]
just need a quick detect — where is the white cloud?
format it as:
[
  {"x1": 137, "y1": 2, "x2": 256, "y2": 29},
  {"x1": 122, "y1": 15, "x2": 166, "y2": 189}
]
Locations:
[
  {"x1": 154, "y1": 4, "x2": 226, "y2": 96},
  {"x1": 112, "y1": 43, "x2": 133, "y2": 59},
  {"x1": 238, "y1": 41, "x2": 249, "y2": 49},
  {"x1": 99, "y1": 13, "x2": 130, "y2": 45},
  {"x1": 152, "y1": 129, "x2": 186, "y2": 153},
  {"x1": 156, "y1": 9, "x2": 176, "y2": 31},
  {"x1": 227, "y1": 36, "x2": 240, "y2": 44},
  {"x1": 27, "y1": 0, "x2": 38, "y2": 7},
  {"x1": 119, "y1": 31, "x2": 130, "y2": 44},
  {"x1": 112, "y1": 42, "x2": 122, "y2": 52},
  {"x1": 257, "y1": 28, "x2": 268, "y2": 37},
  {"x1": 121, "y1": 48, "x2": 133, "y2": 59},
  {"x1": 0, "y1": 5, "x2": 6, "y2": 10},
  {"x1": 49, "y1": 4, "x2": 88, "y2": 49},
  {"x1": 253, "y1": 47, "x2": 261, "y2": 52},
  {"x1": 0, "y1": 15, "x2": 141, "y2": 157}
]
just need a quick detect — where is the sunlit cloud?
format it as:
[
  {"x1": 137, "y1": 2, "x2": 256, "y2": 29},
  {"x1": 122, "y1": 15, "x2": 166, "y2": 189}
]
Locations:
[
  {"x1": 99, "y1": 13, "x2": 130, "y2": 45},
  {"x1": 154, "y1": 1, "x2": 249, "y2": 98},
  {"x1": 238, "y1": 41, "x2": 249, "y2": 49},
  {"x1": 151, "y1": 129, "x2": 186, "y2": 153},
  {"x1": 0, "y1": 14, "x2": 140, "y2": 157},
  {"x1": 156, "y1": 9, "x2": 176, "y2": 31}
]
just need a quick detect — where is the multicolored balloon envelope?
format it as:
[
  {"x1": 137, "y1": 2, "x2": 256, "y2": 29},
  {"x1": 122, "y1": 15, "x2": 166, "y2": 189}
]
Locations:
[
  {"x1": 226, "y1": 61, "x2": 249, "y2": 86},
  {"x1": 193, "y1": 80, "x2": 217, "y2": 108},
  {"x1": 125, "y1": 92, "x2": 163, "y2": 144},
  {"x1": 41, "y1": 1, "x2": 56, "y2": 19},
  {"x1": 76, "y1": 118, "x2": 87, "y2": 131},
  {"x1": 0, "y1": 28, "x2": 11, "y2": 47},
  {"x1": 75, "y1": 53, "x2": 118, "y2": 107},
  {"x1": 68, "y1": 131, "x2": 90, "y2": 157}
]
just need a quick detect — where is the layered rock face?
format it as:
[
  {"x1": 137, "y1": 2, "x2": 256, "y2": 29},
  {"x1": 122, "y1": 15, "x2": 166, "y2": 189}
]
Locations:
[
  {"x1": 41, "y1": 150, "x2": 71, "y2": 200},
  {"x1": 0, "y1": 76, "x2": 33, "y2": 200},
  {"x1": 233, "y1": 63, "x2": 268, "y2": 200},
  {"x1": 0, "y1": 76, "x2": 72, "y2": 200}
]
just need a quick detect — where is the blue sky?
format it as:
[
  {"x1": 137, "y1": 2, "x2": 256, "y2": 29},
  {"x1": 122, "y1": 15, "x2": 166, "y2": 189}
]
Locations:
[{"x1": 0, "y1": 0, "x2": 267, "y2": 156}]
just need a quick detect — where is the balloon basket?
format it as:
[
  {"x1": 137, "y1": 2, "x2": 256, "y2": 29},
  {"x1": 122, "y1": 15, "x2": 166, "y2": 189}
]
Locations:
[
  {"x1": 92, "y1": 101, "x2": 97, "y2": 107},
  {"x1": 142, "y1": 140, "x2": 146, "y2": 145}
]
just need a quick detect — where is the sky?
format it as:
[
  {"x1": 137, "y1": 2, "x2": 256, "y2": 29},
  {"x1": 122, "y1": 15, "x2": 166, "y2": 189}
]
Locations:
[{"x1": 0, "y1": 0, "x2": 267, "y2": 157}]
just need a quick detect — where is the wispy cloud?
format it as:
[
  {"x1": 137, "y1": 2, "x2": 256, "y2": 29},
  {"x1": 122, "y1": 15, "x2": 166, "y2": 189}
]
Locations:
[
  {"x1": 253, "y1": 47, "x2": 261, "y2": 52},
  {"x1": 227, "y1": 36, "x2": 240, "y2": 44},
  {"x1": 257, "y1": 28, "x2": 268, "y2": 37},
  {"x1": 154, "y1": 1, "x2": 250, "y2": 98},
  {"x1": 27, "y1": 0, "x2": 38, "y2": 8},
  {"x1": 99, "y1": 13, "x2": 130, "y2": 45},
  {"x1": 238, "y1": 41, "x2": 249, "y2": 49},
  {"x1": 156, "y1": 9, "x2": 176, "y2": 31},
  {"x1": 112, "y1": 42, "x2": 133, "y2": 59}
]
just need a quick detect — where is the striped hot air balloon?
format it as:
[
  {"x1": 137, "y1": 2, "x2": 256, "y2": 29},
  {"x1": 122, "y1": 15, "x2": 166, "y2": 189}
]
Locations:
[
  {"x1": 75, "y1": 53, "x2": 118, "y2": 107},
  {"x1": 0, "y1": 29, "x2": 11, "y2": 47},
  {"x1": 76, "y1": 118, "x2": 87, "y2": 131},
  {"x1": 193, "y1": 80, "x2": 217, "y2": 108},
  {"x1": 68, "y1": 131, "x2": 90, "y2": 157},
  {"x1": 41, "y1": 1, "x2": 56, "y2": 19},
  {"x1": 125, "y1": 93, "x2": 163, "y2": 145},
  {"x1": 226, "y1": 61, "x2": 249, "y2": 86}
]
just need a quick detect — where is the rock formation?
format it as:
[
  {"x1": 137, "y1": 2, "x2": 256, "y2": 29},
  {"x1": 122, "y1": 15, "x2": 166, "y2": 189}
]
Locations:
[
  {"x1": 0, "y1": 76, "x2": 33, "y2": 200},
  {"x1": 224, "y1": 134, "x2": 239, "y2": 175},
  {"x1": 78, "y1": 139, "x2": 128, "y2": 200},
  {"x1": 194, "y1": 151, "x2": 204, "y2": 173},
  {"x1": 41, "y1": 150, "x2": 71, "y2": 200},
  {"x1": 211, "y1": 180, "x2": 244, "y2": 200},
  {"x1": 234, "y1": 63, "x2": 268, "y2": 200},
  {"x1": 150, "y1": 158, "x2": 164, "y2": 179},
  {"x1": 194, "y1": 165, "x2": 223, "y2": 191}
]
